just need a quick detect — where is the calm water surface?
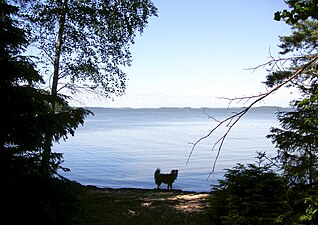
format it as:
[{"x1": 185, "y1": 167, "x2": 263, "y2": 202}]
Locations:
[{"x1": 55, "y1": 107, "x2": 288, "y2": 192}]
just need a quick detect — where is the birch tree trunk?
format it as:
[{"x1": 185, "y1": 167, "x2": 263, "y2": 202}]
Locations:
[{"x1": 41, "y1": 0, "x2": 68, "y2": 174}]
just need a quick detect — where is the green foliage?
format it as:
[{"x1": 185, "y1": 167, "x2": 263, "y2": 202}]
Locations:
[
  {"x1": 1, "y1": 2, "x2": 90, "y2": 224},
  {"x1": 274, "y1": 0, "x2": 318, "y2": 24},
  {"x1": 264, "y1": 71, "x2": 293, "y2": 88},
  {"x1": 264, "y1": 20, "x2": 318, "y2": 95},
  {"x1": 299, "y1": 190, "x2": 318, "y2": 222},
  {"x1": 264, "y1": 2, "x2": 318, "y2": 224},
  {"x1": 0, "y1": 1, "x2": 28, "y2": 56},
  {"x1": 1, "y1": 0, "x2": 92, "y2": 174},
  {"x1": 210, "y1": 2, "x2": 318, "y2": 224},
  {"x1": 267, "y1": 100, "x2": 318, "y2": 224},
  {"x1": 269, "y1": 0, "x2": 318, "y2": 181},
  {"x1": 267, "y1": 106, "x2": 318, "y2": 186},
  {"x1": 266, "y1": 8, "x2": 318, "y2": 189},
  {"x1": 10, "y1": 0, "x2": 157, "y2": 172},
  {"x1": 17, "y1": 0, "x2": 158, "y2": 97},
  {"x1": 210, "y1": 153, "x2": 290, "y2": 225},
  {"x1": 278, "y1": 20, "x2": 318, "y2": 54}
]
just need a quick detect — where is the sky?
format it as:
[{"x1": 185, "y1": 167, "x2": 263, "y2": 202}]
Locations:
[{"x1": 73, "y1": 0, "x2": 296, "y2": 108}]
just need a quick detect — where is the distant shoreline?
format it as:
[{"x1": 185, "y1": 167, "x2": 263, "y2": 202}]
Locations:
[{"x1": 80, "y1": 106, "x2": 289, "y2": 110}]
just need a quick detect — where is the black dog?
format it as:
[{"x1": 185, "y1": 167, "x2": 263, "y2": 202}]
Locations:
[{"x1": 154, "y1": 168, "x2": 178, "y2": 189}]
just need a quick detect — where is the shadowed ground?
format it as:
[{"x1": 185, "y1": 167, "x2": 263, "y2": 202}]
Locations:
[{"x1": 78, "y1": 186, "x2": 211, "y2": 225}]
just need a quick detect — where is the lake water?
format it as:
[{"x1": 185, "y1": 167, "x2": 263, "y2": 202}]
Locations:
[{"x1": 55, "y1": 107, "x2": 288, "y2": 192}]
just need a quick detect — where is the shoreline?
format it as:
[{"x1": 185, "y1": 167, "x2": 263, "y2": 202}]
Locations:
[
  {"x1": 78, "y1": 184, "x2": 212, "y2": 225},
  {"x1": 85, "y1": 185, "x2": 212, "y2": 194}
]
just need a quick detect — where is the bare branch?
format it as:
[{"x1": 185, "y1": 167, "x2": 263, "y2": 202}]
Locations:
[
  {"x1": 244, "y1": 55, "x2": 308, "y2": 73},
  {"x1": 187, "y1": 55, "x2": 318, "y2": 179},
  {"x1": 203, "y1": 109, "x2": 220, "y2": 122}
]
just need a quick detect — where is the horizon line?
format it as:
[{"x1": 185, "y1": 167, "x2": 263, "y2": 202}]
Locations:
[{"x1": 75, "y1": 105, "x2": 290, "y2": 110}]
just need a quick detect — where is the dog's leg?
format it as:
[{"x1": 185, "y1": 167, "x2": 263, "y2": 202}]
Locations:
[{"x1": 157, "y1": 181, "x2": 162, "y2": 189}]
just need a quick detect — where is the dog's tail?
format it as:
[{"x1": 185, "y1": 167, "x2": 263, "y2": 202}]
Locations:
[{"x1": 154, "y1": 168, "x2": 161, "y2": 179}]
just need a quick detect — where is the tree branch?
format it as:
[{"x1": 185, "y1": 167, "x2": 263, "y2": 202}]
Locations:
[{"x1": 186, "y1": 54, "x2": 318, "y2": 179}]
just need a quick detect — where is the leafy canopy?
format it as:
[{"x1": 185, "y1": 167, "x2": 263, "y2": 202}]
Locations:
[
  {"x1": 274, "y1": 0, "x2": 318, "y2": 24},
  {"x1": 265, "y1": 18, "x2": 318, "y2": 188},
  {"x1": 18, "y1": 0, "x2": 158, "y2": 97},
  {"x1": 1, "y1": 1, "x2": 88, "y2": 224},
  {"x1": 264, "y1": 1, "x2": 318, "y2": 223},
  {"x1": 1, "y1": 0, "x2": 91, "y2": 176}
]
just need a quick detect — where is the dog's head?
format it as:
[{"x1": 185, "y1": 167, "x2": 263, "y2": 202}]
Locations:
[{"x1": 171, "y1": 169, "x2": 178, "y2": 180}]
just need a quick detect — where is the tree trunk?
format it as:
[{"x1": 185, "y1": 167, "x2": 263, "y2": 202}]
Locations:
[
  {"x1": 41, "y1": 0, "x2": 68, "y2": 174},
  {"x1": 52, "y1": 0, "x2": 68, "y2": 100}
]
